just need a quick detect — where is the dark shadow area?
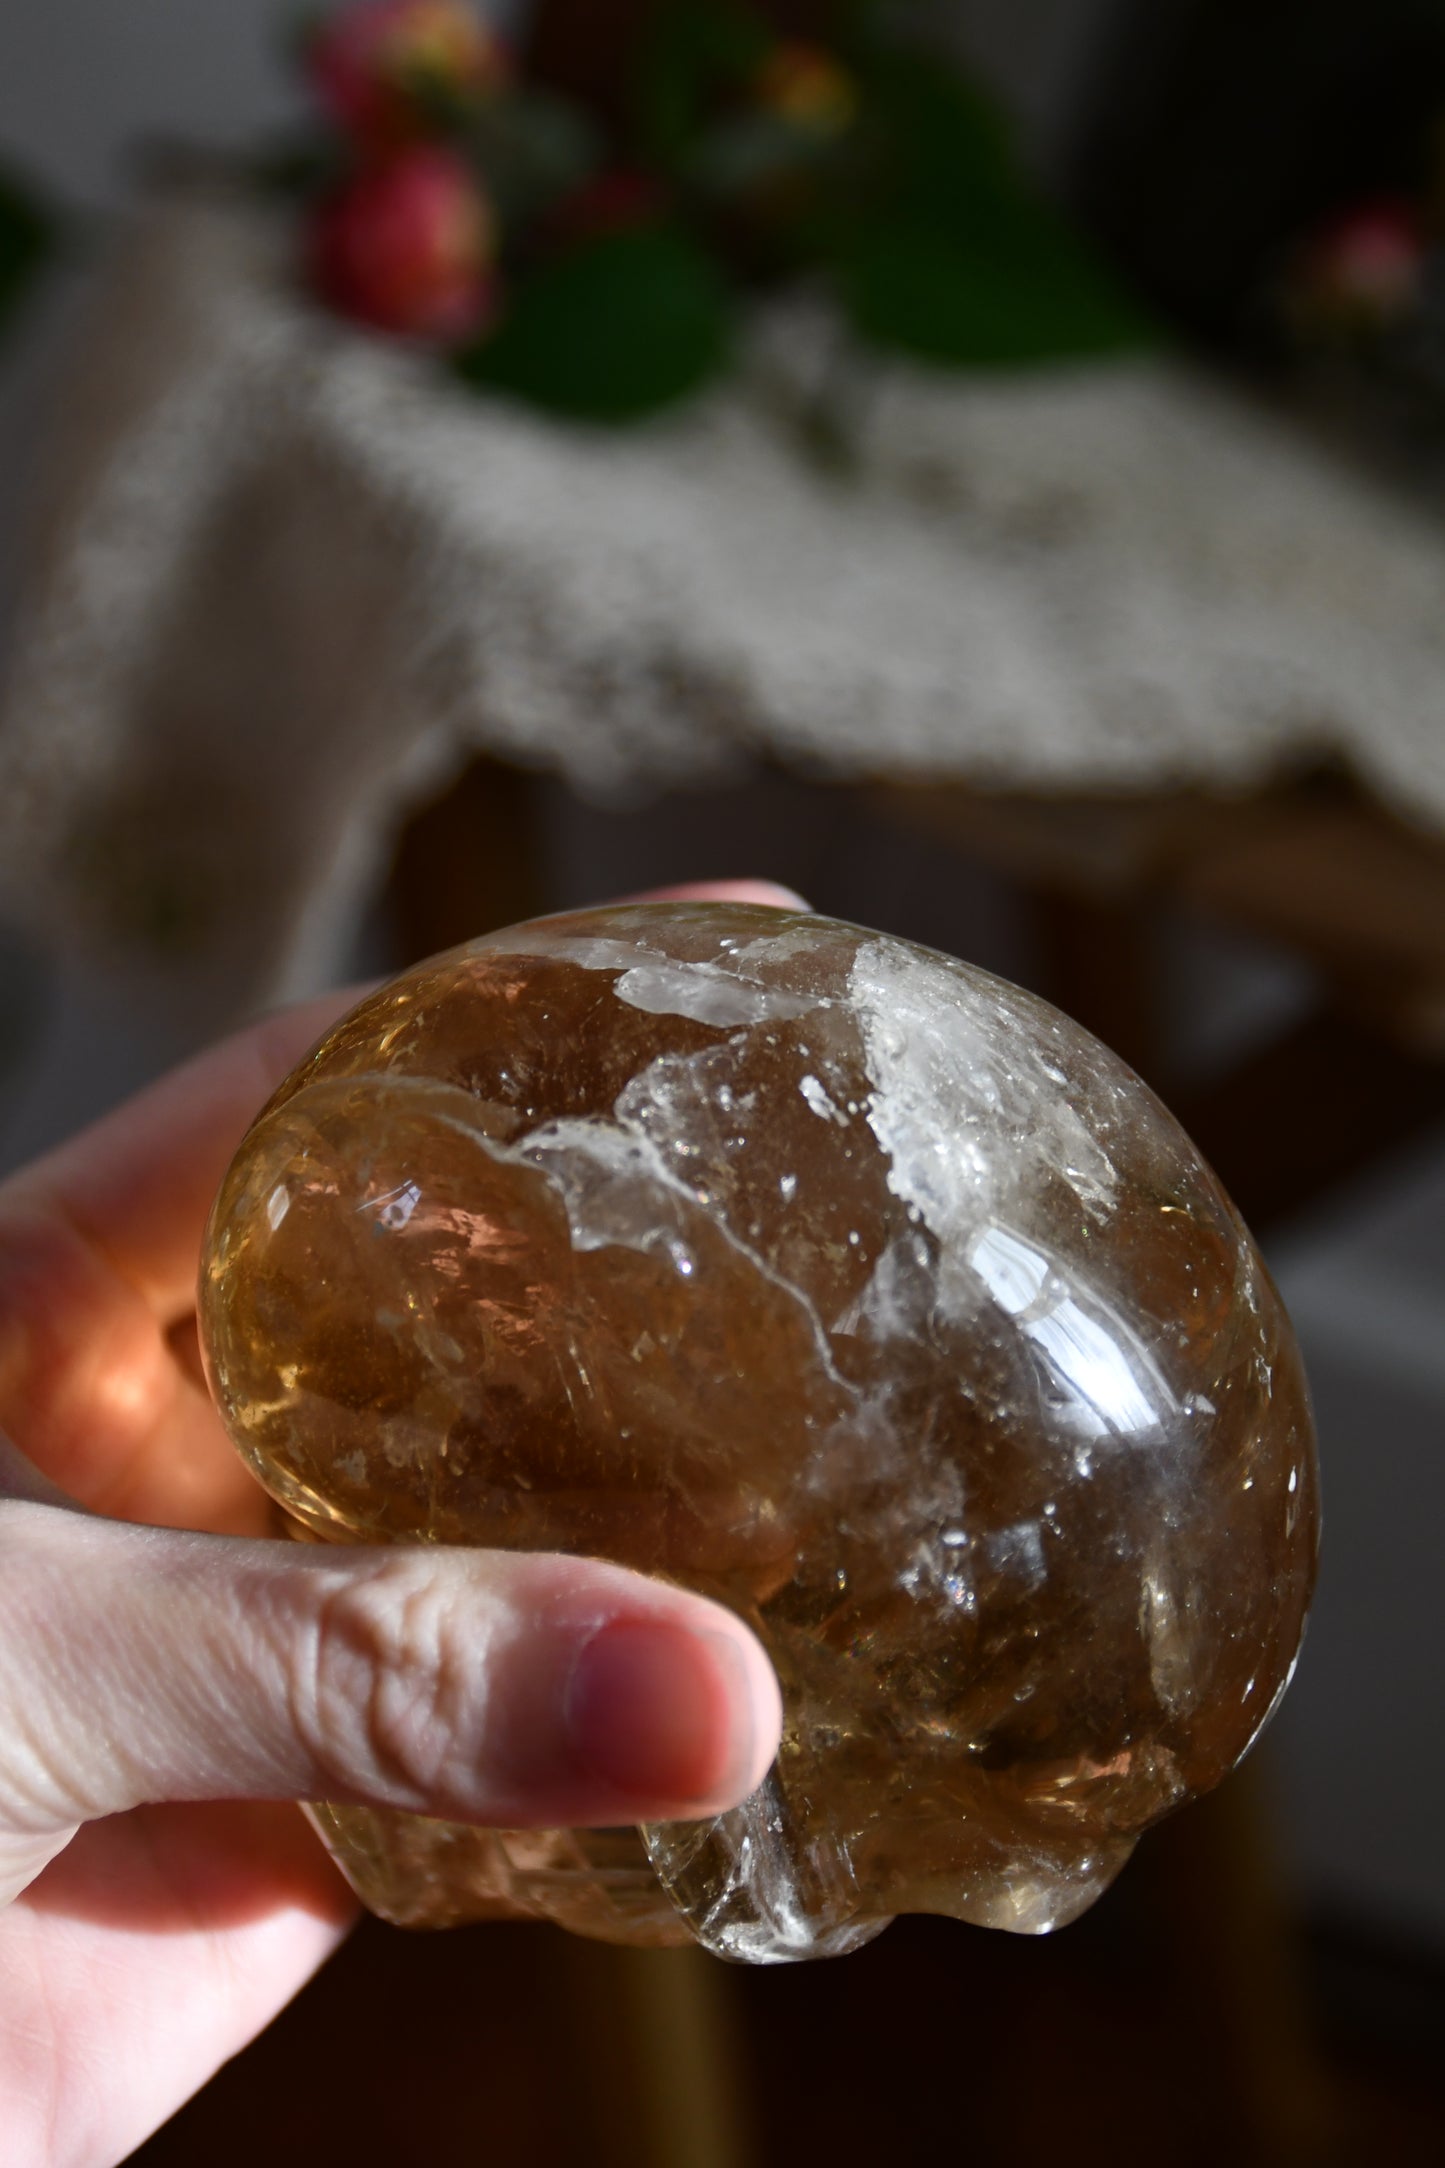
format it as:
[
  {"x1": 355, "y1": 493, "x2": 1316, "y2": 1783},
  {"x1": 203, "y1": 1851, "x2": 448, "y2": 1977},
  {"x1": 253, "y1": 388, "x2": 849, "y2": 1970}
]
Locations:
[{"x1": 133, "y1": 1835, "x2": 1445, "y2": 2167}]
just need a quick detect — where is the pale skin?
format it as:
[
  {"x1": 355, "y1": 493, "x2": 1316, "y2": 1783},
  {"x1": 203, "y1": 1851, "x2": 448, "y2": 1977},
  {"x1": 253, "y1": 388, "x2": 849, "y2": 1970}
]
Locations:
[{"x1": 0, "y1": 882, "x2": 792, "y2": 2168}]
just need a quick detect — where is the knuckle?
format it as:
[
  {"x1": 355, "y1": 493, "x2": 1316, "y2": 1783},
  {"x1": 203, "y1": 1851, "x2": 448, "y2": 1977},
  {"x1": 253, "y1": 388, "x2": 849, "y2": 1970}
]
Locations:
[
  {"x1": 0, "y1": 1503, "x2": 101, "y2": 1830},
  {"x1": 294, "y1": 1555, "x2": 488, "y2": 1811}
]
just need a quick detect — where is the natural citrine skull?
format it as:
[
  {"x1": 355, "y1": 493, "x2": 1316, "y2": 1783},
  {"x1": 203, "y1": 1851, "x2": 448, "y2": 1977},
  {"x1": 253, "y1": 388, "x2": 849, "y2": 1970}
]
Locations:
[{"x1": 200, "y1": 903, "x2": 1318, "y2": 1962}]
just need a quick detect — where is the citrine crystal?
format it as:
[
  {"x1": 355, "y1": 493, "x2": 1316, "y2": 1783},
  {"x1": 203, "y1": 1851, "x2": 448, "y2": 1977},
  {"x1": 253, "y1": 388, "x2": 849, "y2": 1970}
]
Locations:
[{"x1": 200, "y1": 903, "x2": 1318, "y2": 1962}]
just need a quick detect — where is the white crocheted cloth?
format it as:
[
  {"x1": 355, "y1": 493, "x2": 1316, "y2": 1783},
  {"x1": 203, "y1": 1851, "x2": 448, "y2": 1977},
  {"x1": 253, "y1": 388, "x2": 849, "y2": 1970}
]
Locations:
[{"x1": 3, "y1": 190, "x2": 1444, "y2": 1006}]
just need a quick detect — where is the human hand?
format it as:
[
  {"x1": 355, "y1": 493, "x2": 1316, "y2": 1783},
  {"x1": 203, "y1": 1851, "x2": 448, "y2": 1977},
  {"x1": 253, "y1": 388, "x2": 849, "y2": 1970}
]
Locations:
[{"x1": 0, "y1": 883, "x2": 794, "y2": 2168}]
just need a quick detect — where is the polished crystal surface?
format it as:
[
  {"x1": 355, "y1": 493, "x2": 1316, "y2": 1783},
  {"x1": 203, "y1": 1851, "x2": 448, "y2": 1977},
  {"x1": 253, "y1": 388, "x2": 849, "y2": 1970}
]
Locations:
[{"x1": 200, "y1": 903, "x2": 1318, "y2": 1962}]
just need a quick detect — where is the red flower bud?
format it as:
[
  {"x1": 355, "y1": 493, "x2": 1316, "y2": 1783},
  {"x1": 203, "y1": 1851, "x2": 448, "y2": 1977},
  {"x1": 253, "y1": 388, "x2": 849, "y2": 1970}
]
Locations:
[
  {"x1": 310, "y1": 146, "x2": 498, "y2": 341},
  {"x1": 308, "y1": 0, "x2": 508, "y2": 147}
]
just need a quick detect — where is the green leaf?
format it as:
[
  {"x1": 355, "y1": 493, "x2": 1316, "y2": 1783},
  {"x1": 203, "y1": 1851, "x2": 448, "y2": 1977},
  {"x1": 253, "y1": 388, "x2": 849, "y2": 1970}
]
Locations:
[
  {"x1": 457, "y1": 225, "x2": 733, "y2": 422},
  {"x1": 834, "y1": 201, "x2": 1154, "y2": 369},
  {"x1": 817, "y1": 31, "x2": 1152, "y2": 367},
  {"x1": 0, "y1": 164, "x2": 55, "y2": 341},
  {"x1": 688, "y1": 110, "x2": 822, "y2": 201},
  {"x1": 635, "y1": 0, "x2": 774, "y2": 169},
  {"x1": 468, "y1": 92, "x2": 601, "y2": 228},
  {"x1": 849, "y1": 39, "x2": 1019, "y2": 220}
]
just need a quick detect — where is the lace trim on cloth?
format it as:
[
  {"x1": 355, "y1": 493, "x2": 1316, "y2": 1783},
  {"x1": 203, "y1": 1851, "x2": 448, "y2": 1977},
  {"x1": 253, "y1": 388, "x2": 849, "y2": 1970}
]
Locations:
[{"x1": 3, "y1": 191, "x2": 1444, "y2": 1007}]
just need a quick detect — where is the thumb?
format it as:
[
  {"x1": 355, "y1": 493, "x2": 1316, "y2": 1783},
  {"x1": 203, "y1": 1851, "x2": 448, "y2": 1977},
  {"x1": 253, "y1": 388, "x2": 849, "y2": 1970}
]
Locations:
[{"x1": 0, "y1": 1495, "x2": 782, "y2": 1907}]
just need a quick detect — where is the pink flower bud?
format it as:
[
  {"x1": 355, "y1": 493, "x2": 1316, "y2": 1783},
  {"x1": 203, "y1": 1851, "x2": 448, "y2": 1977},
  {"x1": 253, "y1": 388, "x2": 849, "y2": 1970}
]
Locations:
[
  {"x1": 1295, "y1": 198, "x2": 1425, "y2": 328},
  {"x1": 310, "y1": 146, "x2": 498, "y2": 341},
  {"x1": 308, "y1": 0, "x2": 508, "y2": 147}
]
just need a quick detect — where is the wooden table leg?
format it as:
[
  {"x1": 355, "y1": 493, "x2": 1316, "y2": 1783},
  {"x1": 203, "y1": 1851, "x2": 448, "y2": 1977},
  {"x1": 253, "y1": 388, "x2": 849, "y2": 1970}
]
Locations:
[
  {"x1": 390, "y1": 754, "x2": 548, "y2": 961},
  {"x1": 551, "y1": 1937, "x2": 758, "y2": 2168}
]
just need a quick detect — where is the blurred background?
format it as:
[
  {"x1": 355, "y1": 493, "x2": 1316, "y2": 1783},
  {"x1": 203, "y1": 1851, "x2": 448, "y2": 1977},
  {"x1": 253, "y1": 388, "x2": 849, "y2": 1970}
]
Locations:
[{"x1": 2, "y1": 3, "x2": 1444, "y2": 2162}]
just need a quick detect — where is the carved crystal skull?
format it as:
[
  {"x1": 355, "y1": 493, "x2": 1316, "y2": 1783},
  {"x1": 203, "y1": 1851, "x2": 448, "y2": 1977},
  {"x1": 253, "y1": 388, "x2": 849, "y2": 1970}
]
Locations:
[{"x1": 200, "y1": 903, "x2": 1318, "y2": 1962}]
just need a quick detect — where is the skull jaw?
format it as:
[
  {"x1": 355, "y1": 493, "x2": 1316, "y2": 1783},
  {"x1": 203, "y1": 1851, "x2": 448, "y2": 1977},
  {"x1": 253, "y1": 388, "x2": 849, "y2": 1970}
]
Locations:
[
  {"x1": 302, "y1": 1766, "x2": 1138, "y2": 1961},
  {"x1": 642, "y1": 1770, "x2": 1140, "y2": 1959},
  {"x1": 301, "y1": 1791, "x2": 893, "y2": 1961},
  {"x1": 643, "y1": 1772, "x2": 892, "y2": 1963}
]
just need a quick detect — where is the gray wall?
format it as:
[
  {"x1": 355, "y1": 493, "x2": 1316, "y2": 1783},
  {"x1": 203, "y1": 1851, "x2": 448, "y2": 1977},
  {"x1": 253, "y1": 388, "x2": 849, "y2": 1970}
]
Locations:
[
  {"x1": 0, "y1": 1, "x2": 300, "y2": 208},
  {"x1": 0, "y1": 0, "x2": 1104, "y2": 210}
]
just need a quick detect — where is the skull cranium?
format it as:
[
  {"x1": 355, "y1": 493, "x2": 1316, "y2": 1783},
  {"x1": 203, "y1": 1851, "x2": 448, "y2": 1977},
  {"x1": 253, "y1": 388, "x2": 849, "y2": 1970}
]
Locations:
[{"x1": 201, "y1": 903, "x2": 1317, "y2": 1962}]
